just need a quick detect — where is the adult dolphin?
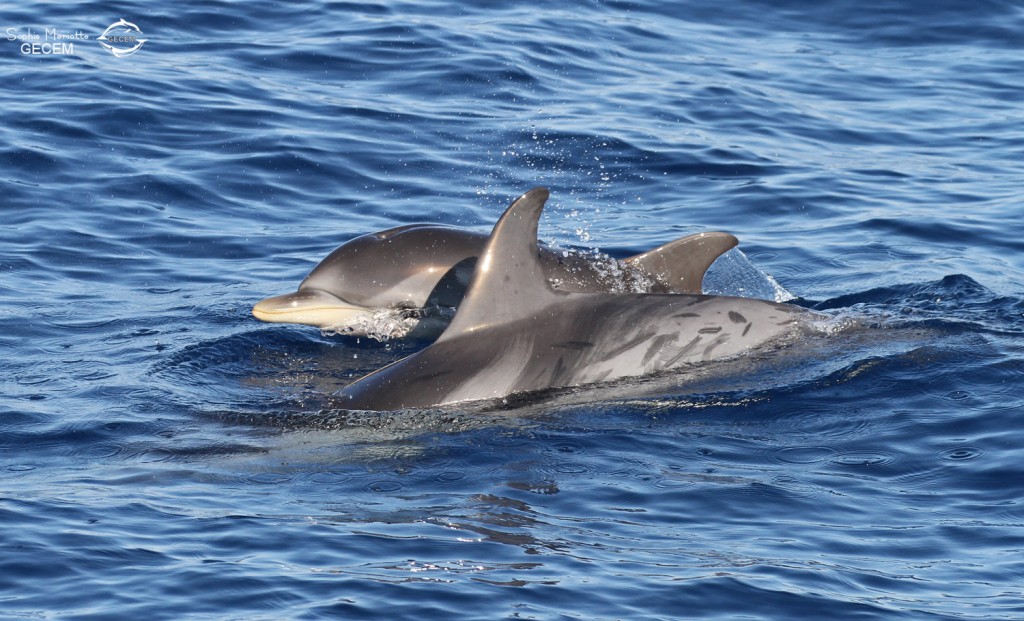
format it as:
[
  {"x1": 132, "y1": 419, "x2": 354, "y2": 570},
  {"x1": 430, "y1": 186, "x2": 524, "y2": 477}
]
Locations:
[
  {"x1": 253, "y1": 211, "x2": 737, "y2": 339},
  {"x1": 336, "y1": 188, "x2": 807, "y2": 410}
]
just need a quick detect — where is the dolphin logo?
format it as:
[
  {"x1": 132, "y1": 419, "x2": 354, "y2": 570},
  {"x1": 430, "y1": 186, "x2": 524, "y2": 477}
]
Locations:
[{"x1": 98, "y1": 18, "x2": 146, "y2": 57}]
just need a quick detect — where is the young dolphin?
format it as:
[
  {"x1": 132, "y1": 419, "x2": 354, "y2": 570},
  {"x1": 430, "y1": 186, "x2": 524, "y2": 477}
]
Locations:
[
  {"x1": 253, "y1": 209, "x2": 738, "y2": 339},
  {"x1": 337, "y1": 188, "x2": 806, "y2": 410}
]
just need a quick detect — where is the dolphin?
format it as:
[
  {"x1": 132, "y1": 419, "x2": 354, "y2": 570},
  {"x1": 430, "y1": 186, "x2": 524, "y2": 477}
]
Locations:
[
  {"x1": 336, "y1": 188, "x2": 808, "y2": 410},
  {"x1": 253, "y1": 211, "x2": 737, "y2": 340}
]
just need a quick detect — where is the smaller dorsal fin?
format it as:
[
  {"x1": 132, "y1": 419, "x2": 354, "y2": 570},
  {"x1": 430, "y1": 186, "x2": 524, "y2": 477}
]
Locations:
[
  {"x1": 438, "y1": 188, "x2": 558, "y2": 341},
  {"x1": 623, "y1": 231, "x2": 738, "y2": 293}
]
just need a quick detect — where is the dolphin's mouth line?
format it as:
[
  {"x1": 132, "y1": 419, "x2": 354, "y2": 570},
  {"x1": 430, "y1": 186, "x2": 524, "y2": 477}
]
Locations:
[
  {"x1": 251, "y1": 288, "x2": 375, "y2": 327},
  {"x1": 252, "y1": 303, "x2": 364, "y2": 317}
]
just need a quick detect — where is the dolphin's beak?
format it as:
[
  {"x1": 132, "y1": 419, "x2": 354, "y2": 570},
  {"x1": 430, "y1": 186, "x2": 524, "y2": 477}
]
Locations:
[{"x1": 252, "y1": 288, "x2": 372, "y2": 328}]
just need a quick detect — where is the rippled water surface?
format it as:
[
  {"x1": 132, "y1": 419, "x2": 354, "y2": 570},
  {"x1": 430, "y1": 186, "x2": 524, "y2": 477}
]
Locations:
[{"x1": 3, "y1": 1, "x2": 1024, "y2": 619}]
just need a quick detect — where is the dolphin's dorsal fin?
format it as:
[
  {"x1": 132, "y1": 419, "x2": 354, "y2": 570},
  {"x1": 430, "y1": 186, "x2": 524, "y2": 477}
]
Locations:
[
  {"x1": 623, "y1": 231, "x2": 738, "y2": 293},
  {"x1": 437, "y1": 187, "x2": 558, "y2": 341}
]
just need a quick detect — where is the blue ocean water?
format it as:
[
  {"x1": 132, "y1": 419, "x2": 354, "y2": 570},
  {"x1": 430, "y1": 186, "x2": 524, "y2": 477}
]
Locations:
[{"x1": 2, "y1": 0, "x2": 1024, "y2": 618}]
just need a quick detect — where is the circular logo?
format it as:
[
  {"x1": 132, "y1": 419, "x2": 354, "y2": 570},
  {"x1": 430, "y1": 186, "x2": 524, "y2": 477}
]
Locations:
[{"x1": 97, "y1": 19, "x2": 146, "y2": 57}]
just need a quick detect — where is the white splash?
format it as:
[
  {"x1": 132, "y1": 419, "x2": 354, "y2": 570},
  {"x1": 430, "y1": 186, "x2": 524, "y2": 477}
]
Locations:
[
  {"x1": 702, "y1": 248, "x2": 796, "y2": 303},
  {"x1": 321, "y1": 308, "x2": 421, "y2": 341}
]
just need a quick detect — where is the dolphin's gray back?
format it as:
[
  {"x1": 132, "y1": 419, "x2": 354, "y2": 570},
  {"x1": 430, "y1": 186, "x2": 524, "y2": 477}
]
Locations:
[{"x1": 337, "y1": 293, "x2": 800, "y2": 410}]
